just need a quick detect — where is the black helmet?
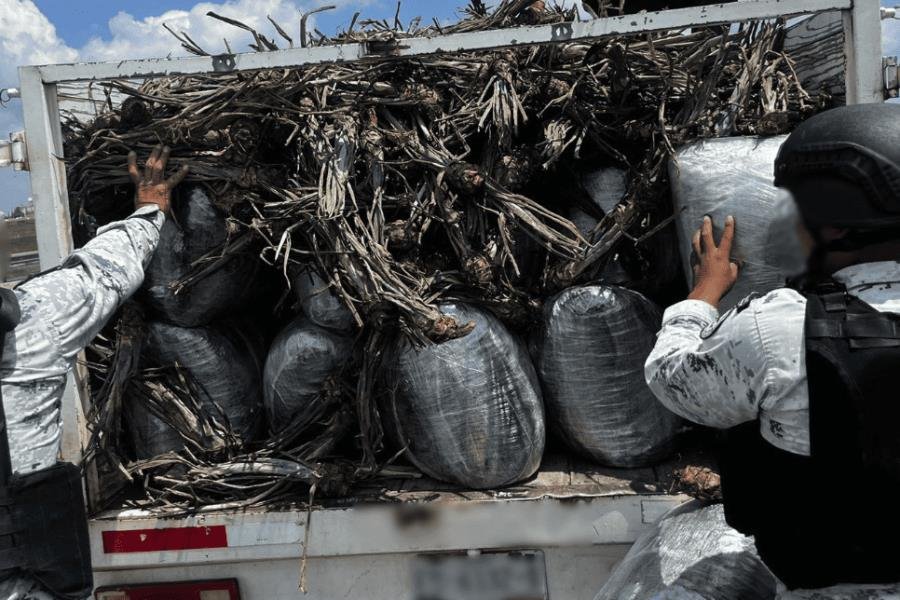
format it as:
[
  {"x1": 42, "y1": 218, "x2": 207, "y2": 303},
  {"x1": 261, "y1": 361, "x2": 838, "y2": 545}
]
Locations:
[{"x1": 774, "y1": 103, "x2": 900, "y2": 231}]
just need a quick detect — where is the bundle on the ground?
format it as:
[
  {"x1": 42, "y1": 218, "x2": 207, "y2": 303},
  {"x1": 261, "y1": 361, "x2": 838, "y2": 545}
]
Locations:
[
  {"x1": 142, "y1": 185, "x2": 260, "y2": 327},
  {"x1": 670, "y1": 136, "x2": 806, "y2": 311},
  {"x1": 383, "y1": 303, "x2": 545, "y2": 488},
  {"x1": 262, "y1": 316, "x2": 353, "y2": 435},
  {"x1": 594, "y1": 501, "x2": 778, "y2": 600},
  {"x1": 533, "y1": 285, "x2": 681, "y2": 467}
]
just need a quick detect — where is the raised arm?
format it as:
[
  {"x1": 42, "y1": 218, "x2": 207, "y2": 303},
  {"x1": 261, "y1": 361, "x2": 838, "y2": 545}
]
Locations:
[
  {"x1": 645, "y1": 216, "x2": 764, "y2": 428},
  {"x1": 17, "y1": 145, "x2": 188, "y2": 361}
]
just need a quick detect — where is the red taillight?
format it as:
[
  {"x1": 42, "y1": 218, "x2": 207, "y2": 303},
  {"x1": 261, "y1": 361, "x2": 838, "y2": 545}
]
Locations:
[{"x1": 95, "y1": 579, "x2": 240, "y2": 600}]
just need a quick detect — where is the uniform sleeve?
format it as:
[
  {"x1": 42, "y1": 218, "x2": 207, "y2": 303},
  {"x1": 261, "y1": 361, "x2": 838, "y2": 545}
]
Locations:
[
  {"x1": 644, "y1": 296, "x2": 776, "y2": 429},
  {"x1": 17, "y1": 206, "x2": 165, "y2": 362}
]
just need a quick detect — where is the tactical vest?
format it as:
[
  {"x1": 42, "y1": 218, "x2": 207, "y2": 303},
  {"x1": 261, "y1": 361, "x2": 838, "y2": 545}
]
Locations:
[
  {"x1": 720, "y1": 281, "x2": 900, "y2": 590},
  {"x1": 0, "y1": 288, "x2": 93, "y2": 599}
]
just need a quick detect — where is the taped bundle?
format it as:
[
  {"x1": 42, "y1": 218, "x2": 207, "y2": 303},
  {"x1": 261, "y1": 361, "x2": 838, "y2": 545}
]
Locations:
[
  {"x1": 126, "y1": 320, "x2": 264, "y2": 458},
  {"x1": 263, "y1": 316, "x2": 353, "y2": 435},
  {"x1": 533, "y1": 285, "x2": 681, "y2": 467},
  {"x1": 383, "y1": 303, "x2": 545, "y2": 489},
  {"x1": 142, "y1": 185, "x2": 259, "y2": 327}
]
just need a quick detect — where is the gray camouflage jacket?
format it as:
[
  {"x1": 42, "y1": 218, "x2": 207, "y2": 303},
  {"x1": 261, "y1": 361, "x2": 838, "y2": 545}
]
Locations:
[
  {"x1": 643, "y1": 261, "x2": 900, "y2": 597},
  {"x1": 645, "y1": 260, "x2": 900, "y2": 457},
  {"x1": 0, "y1": 205, "x2": 164, "y2": 600}
]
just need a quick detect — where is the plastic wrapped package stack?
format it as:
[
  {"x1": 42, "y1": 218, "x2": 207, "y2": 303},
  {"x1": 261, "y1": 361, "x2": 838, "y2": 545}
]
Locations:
[
  {"x1": 383, "y1": 303, "x2": 545, "y2": 489},
  {"x1": 291, "y1": 268, "x2": 355, "y2": 333},
  {"x1": 670, "y1": 136, "x2": 806, "y2": 311},
  {"x1": 126, "y1": 321, "x2": 265, "y2": 458},
  {"x1": 533, "y1": 285, "x2": 682, "y2": 467},
  {"x1": 142, "y1": 185, "x2": 259, "y2": 327},
  {"x1": 594, "y1": 501, "x2": 778, "y2": 600},
  {"x1": 262, "y1": 316, "x2": 353, "y2": 435}
]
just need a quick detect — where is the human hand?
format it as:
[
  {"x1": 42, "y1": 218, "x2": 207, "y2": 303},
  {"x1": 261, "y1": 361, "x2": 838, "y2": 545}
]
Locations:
[
  {"x1": 127, "y1": 144, "x2": 189, "y2": 214},
  {"x1": 687, "y1": 215, "x2": 740, "y2": 309}
]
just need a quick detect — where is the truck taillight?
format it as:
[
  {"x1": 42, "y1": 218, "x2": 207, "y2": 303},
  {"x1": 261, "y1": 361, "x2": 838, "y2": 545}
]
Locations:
[{"x1": 95, "y1": 579, "x2": 240, "y2": 600}]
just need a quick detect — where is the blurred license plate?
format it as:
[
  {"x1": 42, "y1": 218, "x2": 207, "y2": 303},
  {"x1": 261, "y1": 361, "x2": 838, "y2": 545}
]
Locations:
[{"x1": 412, "y1": 550, "x2": 548, "y2": 600}]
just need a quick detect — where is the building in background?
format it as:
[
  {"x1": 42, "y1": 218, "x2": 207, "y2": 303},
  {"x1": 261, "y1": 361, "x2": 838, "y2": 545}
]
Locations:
[
  {"x1": 11, "y1": 200, "x2": 34, "y2": 219},
  {"x1": 3, "y1": 198, "x2": 39, "y2": 282}
]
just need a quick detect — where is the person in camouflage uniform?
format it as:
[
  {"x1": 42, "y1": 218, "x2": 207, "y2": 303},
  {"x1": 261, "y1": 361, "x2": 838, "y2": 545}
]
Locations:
[
  {"x1": 0, "y1": 146, "x2": 187, "y2": 600},
  {"x1": 641, "y1": 105, "x2": 900, "y2": 598}
]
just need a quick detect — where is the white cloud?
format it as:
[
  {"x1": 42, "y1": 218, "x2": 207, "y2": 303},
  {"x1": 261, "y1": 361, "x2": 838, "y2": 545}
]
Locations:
[
  {"x1": 0, "y1": 0, "x2": 77, "y2": 77},
  {"x1": 0, "y1": 0, "x2": 77, "y2": 209},
  {"x1": 80, "y1": 0, "x2": 321, "y2": 62}
]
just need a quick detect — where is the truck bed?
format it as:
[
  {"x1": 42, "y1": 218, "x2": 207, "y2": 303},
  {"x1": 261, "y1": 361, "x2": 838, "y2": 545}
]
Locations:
[
  {"x1": 94, "y1": 443, "x2": 716, "y2": 518},
  {"x1": 327, "y1": 448, "x2": 714, "y2": 506},
  {"x1": 90, "y1": 450, "x2": 714, "y2": 598}
]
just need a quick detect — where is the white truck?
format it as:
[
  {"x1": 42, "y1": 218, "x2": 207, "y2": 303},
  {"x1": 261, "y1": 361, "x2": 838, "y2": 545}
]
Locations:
[{"x1": 0, "y1": 1, "x2": 893, "y2": 598}]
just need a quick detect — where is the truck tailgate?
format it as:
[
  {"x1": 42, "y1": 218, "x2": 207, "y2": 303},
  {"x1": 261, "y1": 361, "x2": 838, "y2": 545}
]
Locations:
[{"x1": 90, "y1": 452, "x2": 706, "y2": 598}]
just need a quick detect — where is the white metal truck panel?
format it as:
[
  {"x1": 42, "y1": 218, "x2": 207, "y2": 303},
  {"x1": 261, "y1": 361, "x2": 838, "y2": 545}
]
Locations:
[
  {"x1": 91, "y1": 495, "x2": 685, "y2": 598},
  {"x1": 91, "y1": 495, "x2": 687, "y2": 569},
  {"x1": 93, "y1": 545, "x2": 634, "y2": 600},
  {"x1": 845, "y1": 0, "x2": 885, "y2": 103}
]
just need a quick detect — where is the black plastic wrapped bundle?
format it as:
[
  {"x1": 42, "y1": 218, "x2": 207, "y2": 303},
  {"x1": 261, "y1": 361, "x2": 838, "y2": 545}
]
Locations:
[
  {"x1": 291, "y1": 269, "x2": 355, "y2": 333},
  {"x1": 533, "y1": 285, "x2": 681, "y2": 467},
  {"x1": 594, "y1": 501, "x2": 777, "y2": 600},
  {"x1": 383, "y1": 303, "x2": 545, "y2": 489},
  {"x1": 125, "y1": 400, "x2": 184, "y2": 461},
  {"x1": 126, "y1": 321, "x2": 264, "y2": 459},
  {"x1": 262, "y1": 316, "x2": 353, "y2": 435},
  {"x1": 142, "y1": 185, "x2": 258, "y2": 327}
]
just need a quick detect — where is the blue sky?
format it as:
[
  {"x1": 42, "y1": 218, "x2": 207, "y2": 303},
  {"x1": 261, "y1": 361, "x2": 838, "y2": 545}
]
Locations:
[
  {"x1": 1, "y1": 1, "x2": 900, "y2": 213},
  {"x1": 32, "y1": 1, "x2": 460, "y2": 49}
]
